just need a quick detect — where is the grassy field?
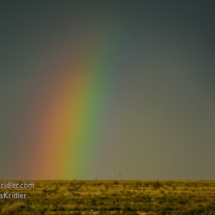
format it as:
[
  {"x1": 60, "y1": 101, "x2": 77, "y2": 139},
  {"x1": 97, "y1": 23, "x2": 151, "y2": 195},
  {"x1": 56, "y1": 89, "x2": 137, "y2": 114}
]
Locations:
[{"x1": 0, "y1": 180, "x2": 215, "y2": 214}]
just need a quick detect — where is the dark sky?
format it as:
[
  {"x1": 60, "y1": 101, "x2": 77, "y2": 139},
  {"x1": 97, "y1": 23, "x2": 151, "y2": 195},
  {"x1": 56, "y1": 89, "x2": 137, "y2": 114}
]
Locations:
[{"x1": 0, "y1": 1, "x2": 215, "y2": 180}]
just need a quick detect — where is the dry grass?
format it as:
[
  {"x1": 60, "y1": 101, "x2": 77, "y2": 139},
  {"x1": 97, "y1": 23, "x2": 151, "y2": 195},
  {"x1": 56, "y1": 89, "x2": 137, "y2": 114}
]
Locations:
[{"x1": 0, "y1": 180, "x2": 215, "y2": 214}]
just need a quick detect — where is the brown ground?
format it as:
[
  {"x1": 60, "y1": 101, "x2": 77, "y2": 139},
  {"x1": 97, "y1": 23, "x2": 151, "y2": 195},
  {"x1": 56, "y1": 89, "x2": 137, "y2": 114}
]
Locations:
[{"x1": 0, "y1": 180, "x2": 215, "y2": 214}]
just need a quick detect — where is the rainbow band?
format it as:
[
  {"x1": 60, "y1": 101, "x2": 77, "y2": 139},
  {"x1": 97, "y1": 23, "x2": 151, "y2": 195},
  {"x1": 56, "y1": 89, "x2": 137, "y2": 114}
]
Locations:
[{"x1": 26, "y1": 27, "x2": 127, "y2": 179}]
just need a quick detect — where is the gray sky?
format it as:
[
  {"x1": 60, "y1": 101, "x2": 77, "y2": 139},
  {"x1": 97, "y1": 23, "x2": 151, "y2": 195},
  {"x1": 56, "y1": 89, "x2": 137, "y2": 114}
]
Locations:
[{"x1": 0, "y1": 1, "x2": 215, "y2": 180}]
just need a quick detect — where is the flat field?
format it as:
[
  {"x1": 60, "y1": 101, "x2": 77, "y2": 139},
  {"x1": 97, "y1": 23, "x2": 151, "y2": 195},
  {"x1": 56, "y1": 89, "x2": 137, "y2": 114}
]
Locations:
[{"x1": 0, "y1": 180, "x2": 215, "y2": 214}]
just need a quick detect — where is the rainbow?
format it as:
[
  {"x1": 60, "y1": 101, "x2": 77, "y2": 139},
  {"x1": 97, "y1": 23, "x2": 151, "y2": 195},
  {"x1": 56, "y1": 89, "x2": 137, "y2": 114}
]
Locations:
[{"x1": 25, "y1": 27, "x2": 127, "y2": 179}]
